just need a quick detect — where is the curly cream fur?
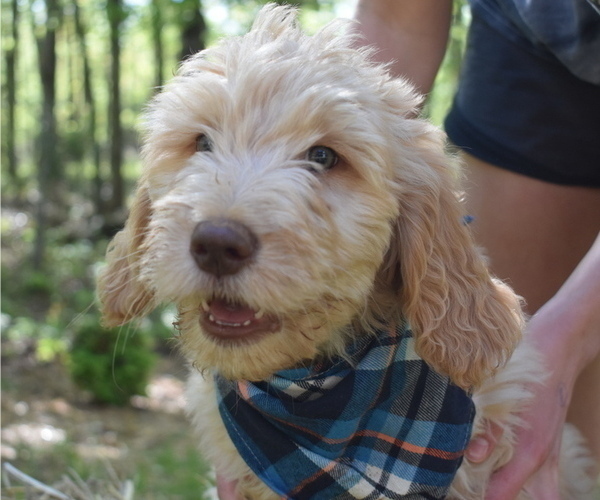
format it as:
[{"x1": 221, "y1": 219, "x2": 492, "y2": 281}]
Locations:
[
  {"x1": 97, "y1": 5, "x2": 597, "y2": 499},
  {"x1": 97, "y1": 185, "x2": 156, "y2": 326}
]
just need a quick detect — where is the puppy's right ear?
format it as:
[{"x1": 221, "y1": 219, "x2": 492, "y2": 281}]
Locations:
[{"x1": 97, "y1": 184, "x2": 156, "y2": 327}]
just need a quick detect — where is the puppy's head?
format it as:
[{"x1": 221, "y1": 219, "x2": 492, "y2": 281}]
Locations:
[{"x1": 97, "y1": 4, "x2": 522, "y2": 387}]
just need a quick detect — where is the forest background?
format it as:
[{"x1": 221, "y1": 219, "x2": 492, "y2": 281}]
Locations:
[{"x1": 1, "y1": 0, "x2": 469, "y2": 497}]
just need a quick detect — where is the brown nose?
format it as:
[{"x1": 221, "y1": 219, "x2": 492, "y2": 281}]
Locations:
[{"x1": 190, "y1": 219, "x2": 258, "y2": 277}]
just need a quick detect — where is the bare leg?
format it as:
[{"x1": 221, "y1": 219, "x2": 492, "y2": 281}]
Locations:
[
  {"x1": 461, "y1": 152, "x2": 600, "y2": 458},
  {"x1": 462, "y1": 153, "x2": 600, "y2": 315}
]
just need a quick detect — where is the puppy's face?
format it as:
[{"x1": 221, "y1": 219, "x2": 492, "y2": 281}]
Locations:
[
  {"x1": 137, "y1": 20, "x2": 417, "y2": 380},
  {"x1": 98, "y1": 7, "x2": 522, "y2": 388}
]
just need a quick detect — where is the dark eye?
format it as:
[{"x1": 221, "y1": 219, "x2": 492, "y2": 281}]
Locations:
[
  {"x1": 195, "y1": 134, "x2": 212, "y2": 152},
  {"x1": 306, "y1": 146, "x2": 338, "y2": 171}
]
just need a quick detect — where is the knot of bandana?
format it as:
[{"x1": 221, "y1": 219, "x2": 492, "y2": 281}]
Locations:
[{"x1": 216, "y1": 324, "x2": 475, "y2": 499}]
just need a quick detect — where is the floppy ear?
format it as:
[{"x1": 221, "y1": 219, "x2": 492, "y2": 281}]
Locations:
[
  {"x1": 382, "y1": 124, "x2": 524, "y2": 390},
  {"x1": 97, "y1": 183, "x2": 156, "y2": 327}
]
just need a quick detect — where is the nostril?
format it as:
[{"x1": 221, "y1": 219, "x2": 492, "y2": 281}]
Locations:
[
  {"x1": 190, "y1": 219, "x2": 258, "y2": 277},
  {"x1": 191, "y1": 241, "x2": 208, "y2": 257},
  {"x1": 225, "y1": 247, "x2": 246, "y2": 260}
]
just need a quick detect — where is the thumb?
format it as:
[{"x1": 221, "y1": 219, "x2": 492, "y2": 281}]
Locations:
[{"x1": 465, "y1": 421, "x2": 504, "y2": 463}]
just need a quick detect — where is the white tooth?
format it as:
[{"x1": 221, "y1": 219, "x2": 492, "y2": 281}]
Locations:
[
  {"x1": 215, "y1": 319, "x2": 242, "y2": 327},
  {"x1": 254, "y1": 309, "x2": 265, "y2": 319},
  {"x1": 209, "y1": 314, "x2": 216, "y2": 323},
  {"x1": 201, "y1": 301, "x2": 210, "y2": 312},
  {"x1": 242, "y1": 320, "x2": 251, "y2": 327}
]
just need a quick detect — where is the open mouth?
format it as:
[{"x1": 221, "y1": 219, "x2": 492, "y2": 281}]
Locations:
[{"x1": 199, "y1": 298, "x2": 281, "y2": 342}]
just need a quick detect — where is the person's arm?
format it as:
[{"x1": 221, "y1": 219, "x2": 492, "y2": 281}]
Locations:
[
  {"x1": 353, "y1": 0, "x2": 453, "y2": 95},
  {"x1": 468, "y1": 233, "x2": 600, "y2": 499}
]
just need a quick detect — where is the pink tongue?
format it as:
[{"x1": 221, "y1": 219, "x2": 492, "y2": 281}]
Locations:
[{"x1": 209, "y1": 299, "x2": 257, "y2": 323}]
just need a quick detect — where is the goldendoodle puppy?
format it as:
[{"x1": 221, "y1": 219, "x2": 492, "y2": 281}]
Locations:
[{"x1": 97, "y1": 5, "x2": 596, "y2": 499}]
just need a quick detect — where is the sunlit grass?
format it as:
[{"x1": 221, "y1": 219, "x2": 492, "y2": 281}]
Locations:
[{"x1": 2, "y1": 414, "x2": 212, "y2": 499}]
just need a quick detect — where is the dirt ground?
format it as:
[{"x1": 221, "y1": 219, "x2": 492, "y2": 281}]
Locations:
[{"x1": 1, "y1": 342, "x2": 213, "y2": 499}]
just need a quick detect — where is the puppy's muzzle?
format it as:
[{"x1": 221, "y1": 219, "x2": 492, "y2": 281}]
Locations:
[{"x1": 190, "y1": 219, "x2": 258, "y2": 277}]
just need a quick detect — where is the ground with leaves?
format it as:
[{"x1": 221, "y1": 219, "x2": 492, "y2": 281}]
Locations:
[{"x1": 1, "y1": 341, "x2": 213, "y2": 499}]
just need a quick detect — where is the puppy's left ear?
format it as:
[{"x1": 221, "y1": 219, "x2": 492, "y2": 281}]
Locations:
[{"x1": 382, "y1": 121, "x2": 524, "y2": 390}]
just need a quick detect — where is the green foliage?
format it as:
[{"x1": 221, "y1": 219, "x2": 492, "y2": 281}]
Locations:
[
  {"x1": 0, "y1": 315, "x2": 68, "y2": 361},
  {"x1": 0, "y1": 207, "x2": 169, "y2": 401},
  {"x1": 69, "y1": 317, "x2": 157, "y2": 406},
  {"x1": 21, "y1": 270, "x2": 54, "y2": 295},
  {"x1": 134, "y1": 440, "x2": 213, "y2": 497},
  {"x1": 425, "y1": 0, "x2": 471, "y2": 126},
  {"x1": 1, "y1": 219, "x2": 103, "y2": 363}
]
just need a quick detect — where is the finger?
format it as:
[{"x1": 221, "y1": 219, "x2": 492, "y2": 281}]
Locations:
[
  {"x1": 465, "y1": 435, "x2": 492, "y2": 463},
  {"x1": 216, "y1": 473, "x2": 242, "y2": 500},
  {"x1": 465, "y1": 421, "x2": 504, "y2": 463}
]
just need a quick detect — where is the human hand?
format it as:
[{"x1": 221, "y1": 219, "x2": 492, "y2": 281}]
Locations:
[
  {"x1": 465, "y1": 301, "x2": 584, "y2": 500},
  {"x1": 216, "y1": 473, "x2": 243, "y2": 500},
  {"x1": 464, "y1": 376, "x2": 566, "y2": 500}
]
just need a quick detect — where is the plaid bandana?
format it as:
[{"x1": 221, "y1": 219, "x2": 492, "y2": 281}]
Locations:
[{"x1": 216, "y1": 324, "x2": 475, "y2": 499}]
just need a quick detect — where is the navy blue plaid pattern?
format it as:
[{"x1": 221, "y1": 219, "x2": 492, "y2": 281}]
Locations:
[{"x1": 216, "y1": 324, "x2": 475, "y2": 499}]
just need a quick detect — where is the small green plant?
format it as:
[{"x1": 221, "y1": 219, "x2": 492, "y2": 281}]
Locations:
[{"x1": 69, "y1": 317, "x2": 156, "y2": 406}]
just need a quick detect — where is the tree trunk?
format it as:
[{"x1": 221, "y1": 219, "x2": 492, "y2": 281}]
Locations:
[
  {"x1": 32, "y1": 0, "x2": 60, "y2": 269},
  {"x1": 73, "y1": 0, "x2": 103, "y2": 214},
  {"x1": 151, "y1": 0, "x2": 164, "y2": 89},
  {"x1": 3, "y1": 0, "x2": 19, "y2": 183},
  {"x1": 107, "y1": 0, "x2": 124, "y2": 212},
  {"x1": 178, "y1": 0, "x2": 206, "y2": 61}
]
